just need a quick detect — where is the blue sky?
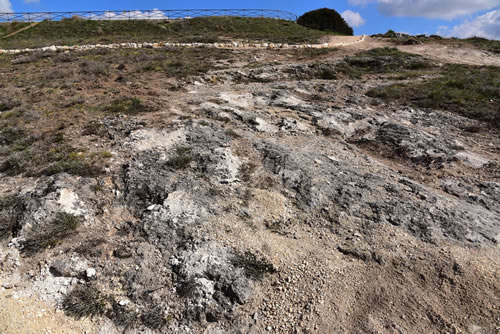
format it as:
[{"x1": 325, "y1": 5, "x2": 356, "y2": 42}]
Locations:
[{"x1": 2, "y1": 0, "x2": 500, "y2": 39}]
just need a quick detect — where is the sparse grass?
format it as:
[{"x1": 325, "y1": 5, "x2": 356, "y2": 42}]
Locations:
[
  {"x1": 287, "y1": 47, "x2": 339, "y2": 61},
  {"x1": 287, "y1": 48, "x2": 434, "y2": 81},
  {"x1": 40, "y1": 156, "x2": 104, "y2": 177},
  {"x1": 82, "y1": 121, "x2": 107, "y2": 137},
  {"x1": 343, "y1": 47, "x2": 433, "y2": 74},
  {"x1": 0, "y1": 113, "x2": 109, "y2": 177},
  {"x1": 11, "y1": 51, "x2": 54, "y2": 65},
  {"x1": 177, "y1": 279, "x2": 199, "y2": 298},
  {"x1": 45, "y1": 68, "x2": 67, "y2": 80},
  {"x1": 140, "y1": 48, "x2": 232, "y2": 78},
  {"x1": 374, "y1": 31, "x2": 500, "y2": 54},
  {"x1": 107, "y1": 301, "x2": 137, "y2": 329},
  {"x1": 63, "y1": 285, "x2": 107, "y2": 320},
  {"x1": 165, "y1": 146, "x2": 192, "y2": 170},
  {"x1": 103, "y1": 97, "x2": 150, "y2": 115},
  {"x1": 79, "y1": 60, "x2": 109, "y2": 76},
  {"x1": 367, "y1": 64, "x2": 500, "y2": 127},
  {"x1": 231, "y1": 251, "x2": 276, "y2": 280},
  {"x1": 286, "y1": 62, "x2": 338, "y2": 80},
  {"x1": 239, "y1": 162, "x2": 257, "y2": 182},
  {"x1": 0, "y1": 17, "x2": 333, "y2": 49},
  {"x1": 113, "y1": 245, "x2": 133, "y2": 259},
  {"x1": 141, "y1": 306, "x2": 167, "y2": 329},
  {"x1": 21, "y1": 212, "x2": 81, "y2": 254},
  {"x1": 73, "y1": 238, "x2": 105, "y2": 257},
  {"x1": 0, "y1": 97, "x2": 20, "y2": 111},
  {"x1": 0, "y1": 136, "x2": 106, "y2": 177},
  {"x1": 225, "y1": 128, "x2": 241, "y2": 138},
  {"x1": 462, "y1": 37, "x2": 500, "y2": 54},
  {"x1": 138, "y1": 48, "x2": 233, "y2": 78},
  {"x1": 166, "y1": 17, "x2": 333, "y2": 44},
  {"x1": 0, "y1": 22, "x2": 31, "y2": 38},
  {"x1": 0, "y1": 195, "x2": 19, "y2": 240}
]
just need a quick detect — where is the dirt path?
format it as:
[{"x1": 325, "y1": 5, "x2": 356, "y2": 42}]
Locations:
[
  {"x1": 340, "y1": 36, "x2": 500, "y2": 67},
  {"x1": 0, "y1": 290, "x2": 98, "y2": 334},
  {"x1": 0, "y1": 22, "x2": 41, "y2": 40},
  {"x1": 398, "y1": 43, "x2": 500, "y2": 66}
]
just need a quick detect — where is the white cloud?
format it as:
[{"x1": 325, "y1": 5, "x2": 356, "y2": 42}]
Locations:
[
  {"x1": 341, "y1": 10, "x2": 366, "y2": 27},
  {"x1": 348, "y1": 0, "x2": 373, "y2": 5},
  {"x1": 348, "y1": 0, "x2": 500, "y2": 19},
  {"x1": 0, "y1": 0, "x2": 13, "y2": 13},
  {"x1": 437, "y1": 9, "x2": 500, "y2": 40},
  {"x1": 87, "y1": 9, "x2": 168, "y2": 20}
]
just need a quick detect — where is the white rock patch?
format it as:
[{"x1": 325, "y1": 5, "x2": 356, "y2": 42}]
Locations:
[
  {"x1": 57, "y1": 189, "x2": 86, "y2": 216},
  {"x1": 130, "y1": 128, "x2": 186, "y2": 152}
]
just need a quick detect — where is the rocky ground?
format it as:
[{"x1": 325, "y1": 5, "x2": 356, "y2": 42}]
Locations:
[{"x1": 0, "y1": 38, "x2": 499, "y2": 333}]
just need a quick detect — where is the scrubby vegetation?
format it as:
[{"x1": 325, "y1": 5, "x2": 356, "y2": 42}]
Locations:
[
  {"x1": 63, "y1": 285, "x2": 107, "y2": 319},
  {"x1": 341, "y1": 47, "x2": 433, "y2": 76},
  {"x1": 297, "y1": 8, "x2": 353, "y2": 36},
  {"x1": 367, "y1": 64, "x2": 500, "y2": 127},
  {"x1": 287, "y1": 47, "x2": 434, "y2": 80},
  {"x1": 104, "y1": 97, "x2": 151, "y2": 115},
  {"x1": 141, "y1": 306, "x2": 167, "y2": 329},
  {"x1": 231, "y1": 251, "x2": 276, "y2": 280},
  {"x1": 374, "y1": 30, "x2": 500, "y2": 54},
  {"x1": 0, "y1": 128, "x2": 106, "y2": 177},
  {"x1": 0, "y1": 194, "x2": 19, "y2": 240},
  {"x1": 0, "y1": 16, "x2": 333, "y2": 49},
  {"x1": 166, "y1": 146, "x2": 193, "y2": 170},
  {"x1": 21, "y1": 212, "x2": 81, "y2": 254},
  {"x1": 141, "y1": 48, "x2": 233, "y2": 77}
]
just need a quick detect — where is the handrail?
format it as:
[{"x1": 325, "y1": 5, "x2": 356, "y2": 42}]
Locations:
[{"x1": 0, "y1": 9, "x2": 298, "y2": 23}]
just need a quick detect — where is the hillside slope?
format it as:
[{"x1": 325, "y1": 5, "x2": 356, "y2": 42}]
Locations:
[
  {"x1": 0, "y1": 36, "x2": 499, "y2": 333},
  {"x1": 0, "y1": 17, "x2": 334, "y2": 49}
]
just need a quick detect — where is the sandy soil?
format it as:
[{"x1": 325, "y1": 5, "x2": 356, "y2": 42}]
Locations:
[{"x1": 0, "y1": 290, "x2": 97, "y2": 333}]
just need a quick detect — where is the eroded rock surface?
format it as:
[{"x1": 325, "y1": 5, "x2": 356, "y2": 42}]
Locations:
[{"x1": 0, "y1": 46, "x2": 498, "y2": 334}]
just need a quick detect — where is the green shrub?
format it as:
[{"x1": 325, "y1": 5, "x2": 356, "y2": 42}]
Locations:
[
  {"x1": 165, "y1": 146, "x2": 192, "y2": 170},
  {"x1": 79, "y1": 60, "x2": 109, "y2": 76},
  {"x1": 63, "y1": 285, "x2": 107, "y2": 319},
  {"x1": 0, "y1": 97, "x2": 19, "y2": 112},
  {"x1": 0, "y1": 195, "x2": 19, "y2": 240},
  {"x1": 141, "y1": 306, "x2": 167, "y2": 329},
  {"x1": 366, "y1": 64, "x2": 500, "y2": 128},
  {"x1": 297, "y1": 8, "x2": 353, "y2": 35},
  {"x1": 21, "y1": 212, "x2": 81, "y2": 254},
  {"x1": 231, "y1": 251, "x2": 276, "y2": 280},
  {"x1": 104, "y1": 97, "x2": 150, "y2": 115}
]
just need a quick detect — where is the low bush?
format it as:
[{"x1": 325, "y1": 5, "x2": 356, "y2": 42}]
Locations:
[
  {"x1": 231, "y1": 251, "x2": 276, "y2": 280},
  {"x1": 367, "y1": 64, "x2": 500, "y2": 128},
  {"x1": 0, "y1": 195, "x2": 20, "y2": 240},
  {"x1": 165, "y1": 146, "x2": 192, "y2": 170},
  {"x1": 297, "y1": 8, "x2": 353, "y2": 35},
  {"x1": 63, "y1": 285, "x2": 107, "y2": 319},
  {"x1": 79, "y1": 60, "x2": 109, "y2": 76},
  {"x1": 141, "y1": 306, "x2": 167, "y2": 329},
  {"x1": 103, "y1": 97, "x2": 150, "y2": 115},
  {"x1": 21, "y1": 212, "x2": 81, "y2": 254}
]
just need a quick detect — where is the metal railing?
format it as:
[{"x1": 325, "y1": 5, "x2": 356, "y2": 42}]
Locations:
[{"x1": 0, "y1": 9, "x2": 297, "y2": 23}]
